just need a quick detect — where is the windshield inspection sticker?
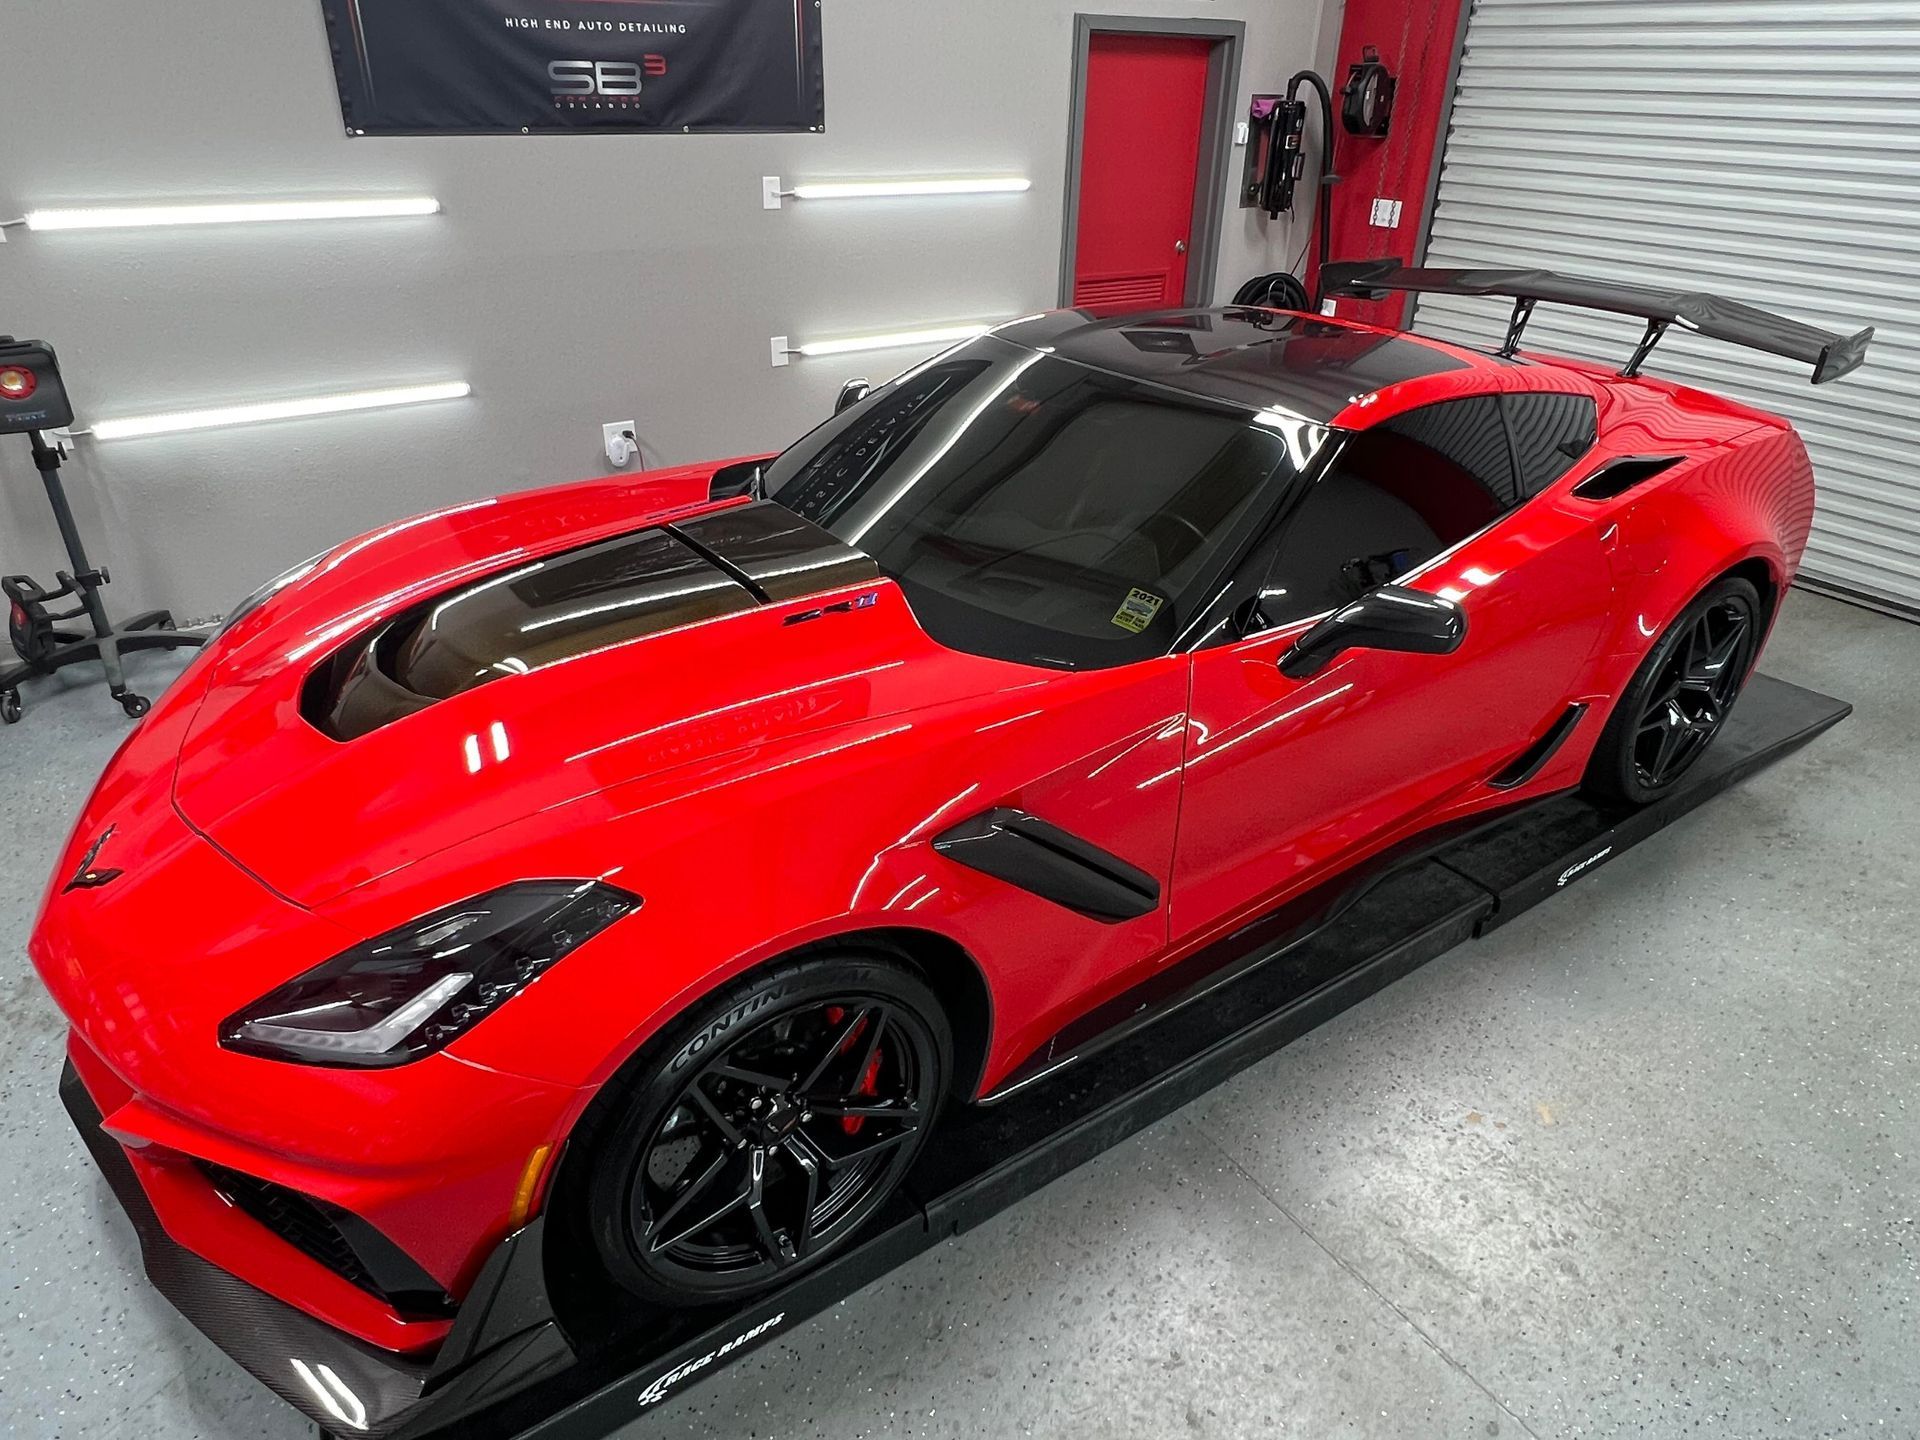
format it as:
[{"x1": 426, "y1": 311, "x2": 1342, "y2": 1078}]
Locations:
[{"x1": 1112, "y1": 588, "x2": 1166, "y2": 634}]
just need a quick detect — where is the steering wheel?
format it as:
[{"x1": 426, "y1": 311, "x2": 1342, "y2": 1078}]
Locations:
[{"x1": 1139, "y1": 511, "x2": 1209, "y2": 567}]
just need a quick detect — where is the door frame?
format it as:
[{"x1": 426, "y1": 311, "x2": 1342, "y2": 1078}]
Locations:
[{"x1": 1060, "y1": 15, "x2": 1246, "y2": 309}]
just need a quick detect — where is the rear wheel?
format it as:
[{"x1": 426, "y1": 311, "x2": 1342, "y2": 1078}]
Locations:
[
  {"x1": 1585, "y1": 575, "x2": 1761, "y2": 806},
  {"x1": 574, "y1": 952, "x2": 950, "y2": 1305}
]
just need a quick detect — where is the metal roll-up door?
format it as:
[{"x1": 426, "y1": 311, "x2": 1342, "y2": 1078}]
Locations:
[{"x1": 1417, "y1": 0, "x2": 1920, "y2": 619}]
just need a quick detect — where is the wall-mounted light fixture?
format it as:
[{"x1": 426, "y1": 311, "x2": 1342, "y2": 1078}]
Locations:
[
  {"x1": 64, "y1": 382, "x2": 471, "y2": 441},
  {"x1": 763, "y1": 176, "x2": 1030, "y2": 209},
  {"x1": 771, "y1": 325, "x2": 992, "y2": 368},
  {"x1": 1, "y1": 197, "x2": 441, "y2": 237}
]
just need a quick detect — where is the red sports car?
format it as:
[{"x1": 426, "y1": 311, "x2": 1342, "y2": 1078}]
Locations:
[{"x1": 34, "y1": 266, "x2": 1869, "y2": 1420}]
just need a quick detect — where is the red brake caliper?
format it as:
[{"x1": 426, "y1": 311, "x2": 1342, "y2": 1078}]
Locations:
[
  {"x1": 821, "y1": 1007, "x2": 882, "y2": 1136},
  {"x1": 846, "y1": 1045, "x2": 882, "y2": 1137}
]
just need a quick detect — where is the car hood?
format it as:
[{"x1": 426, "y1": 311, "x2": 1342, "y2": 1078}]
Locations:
[{"x1": 170, "y1": 466, "x2": 1027, "y2": 908}]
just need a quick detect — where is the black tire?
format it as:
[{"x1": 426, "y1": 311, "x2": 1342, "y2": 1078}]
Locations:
[
  {"x1": 1584, "y1": 575, "x2": 1761, "y2": 807},
  {"x1": 568, "y1": 950, "x2": 951, "y2": 1306}
]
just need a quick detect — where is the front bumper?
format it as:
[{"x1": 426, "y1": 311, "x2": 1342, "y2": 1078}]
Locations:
[
  {"x1": 62, "y1": 1058, "x2": 436, "y2": 1435},
  {"x1": 64, "y1": 1050, "x2": 581, "y2": 1438},
  {"x1": 33, "y1": 774, "x2": 591, "y2": 1344}
]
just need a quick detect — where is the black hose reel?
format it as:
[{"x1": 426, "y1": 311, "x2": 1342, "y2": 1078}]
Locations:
[{"x1": 1341, "y1": 46, "x2": 1397, "y2": 138}]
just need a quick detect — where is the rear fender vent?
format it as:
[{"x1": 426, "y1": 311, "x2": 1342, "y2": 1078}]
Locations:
[
  {"x1": 1490, "y1": 703, "x2": 1589, "y2": 790},
  {"x1": 1573, "y1": 455, "x2": 1684, "y2": 501}
]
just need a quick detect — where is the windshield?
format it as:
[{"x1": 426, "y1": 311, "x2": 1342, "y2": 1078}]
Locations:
[{"x1": 764, "y1": 337, "x2": 1317, "y2": 668}]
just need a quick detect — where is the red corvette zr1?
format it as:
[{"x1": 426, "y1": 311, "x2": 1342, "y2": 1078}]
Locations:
[{"x1": 33, "y1": 266, "x2": 1870, "y2": 1412}]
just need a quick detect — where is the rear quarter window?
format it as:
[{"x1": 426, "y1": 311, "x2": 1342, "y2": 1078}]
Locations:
[{"x1": 1504, "y1": 393, "x2": 1599, "y2": 496}]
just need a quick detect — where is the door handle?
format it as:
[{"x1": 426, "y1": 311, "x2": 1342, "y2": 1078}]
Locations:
[{"x1": 1175, "y1": 240, "x2": 1189, "y2": 254}]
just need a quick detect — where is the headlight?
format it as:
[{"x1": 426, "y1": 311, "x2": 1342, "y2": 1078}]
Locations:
[
  {"x1": 220, "y1": 881, "x2": 641, "y2": 1068},
  {"x1": 216, "y1": 551, "x2": 327, "y2": 637}
]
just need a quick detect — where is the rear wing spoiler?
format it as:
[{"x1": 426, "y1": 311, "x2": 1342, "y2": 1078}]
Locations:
[{"x1": 1323, "y1": 258, "x2": 1874, "y2": 385}]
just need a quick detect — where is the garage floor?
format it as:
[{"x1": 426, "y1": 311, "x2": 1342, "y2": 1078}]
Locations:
[{"x1": 2, "y1": 591, "x2": 1914, "y2": 1440}]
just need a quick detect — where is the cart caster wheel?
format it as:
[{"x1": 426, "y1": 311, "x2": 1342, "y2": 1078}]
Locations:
[
  {"x1": 119, "y1": 693, "x2": 151, "y2": 719},
  {"x1": 1, "y1": 690, "x2": 20, "y2": 724}
]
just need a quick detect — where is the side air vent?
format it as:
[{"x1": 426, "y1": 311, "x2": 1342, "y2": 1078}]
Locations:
[
  {"x1": 1573, "y1": 455, "x2": 1684, "y2": 501},
  {"x1": 934, "y1": 808, "x2": 1161, "y2": 922},
  {"x1": 1490, "y1": 703, "x2": 1589, "y2": 790}
]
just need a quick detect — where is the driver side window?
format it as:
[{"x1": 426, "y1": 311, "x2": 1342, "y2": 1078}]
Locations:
[{"x1": 1258, "y1": 396, "x2": 1518, "y2": 626}]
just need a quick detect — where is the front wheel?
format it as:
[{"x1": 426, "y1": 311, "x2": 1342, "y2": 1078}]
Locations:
[
  {"x1": 572, "y1": 952, "x2": 951, "y2": 1306},
  {"x1": 1585, "y1": 575, "x2": 1761, "y2": 806}
]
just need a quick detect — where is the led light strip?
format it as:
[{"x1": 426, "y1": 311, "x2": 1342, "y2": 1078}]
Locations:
[
  {"x1": 10, "y1": 197, "x2": 441, "y2": 232},
  {"x1": 763, "y1": 175, "x2": 1030, "y2": 209},
  {"x1": 76, "y1": 382, "x2": 471, "y2": 441},
  {"x1": 771, "y1": 324, "x2": 993, "y2": 367}
]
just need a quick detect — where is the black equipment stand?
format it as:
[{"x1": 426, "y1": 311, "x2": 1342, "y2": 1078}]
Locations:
[
  {"x1": 59, "y1": 675, "x2": 1851, "y2": 1440},
  {"x1": 1, "y1": 429, "x2": 206, "y2": 723}
]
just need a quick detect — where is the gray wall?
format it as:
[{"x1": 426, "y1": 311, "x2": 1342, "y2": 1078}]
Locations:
[{"x1": 3, "y1": 1, "x2": 1337, "y2": 622}]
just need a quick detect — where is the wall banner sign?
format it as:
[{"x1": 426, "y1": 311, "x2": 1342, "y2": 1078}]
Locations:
[{"x1": 319, "y1": 0, "x2": 825, "y2": 136}]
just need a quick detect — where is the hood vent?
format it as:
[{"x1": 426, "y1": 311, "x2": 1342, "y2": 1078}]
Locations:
[
  {"x1": 671, "y1": 502, "x2": 881, "y2": 602},
  {"x1": 304, "y1": 503, "x2": 878, "y2": 742}
]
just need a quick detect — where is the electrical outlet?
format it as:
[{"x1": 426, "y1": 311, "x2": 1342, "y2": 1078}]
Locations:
[
  {"x1": 604, "y1": 421, "x2": 639, "y2": 469},
  {"x1": 1234, "y1": 120, "x2": 1250, "y2": 147}
]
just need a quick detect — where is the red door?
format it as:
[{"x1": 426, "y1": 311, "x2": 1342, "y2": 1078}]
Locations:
[
  {"x1": 1172, "y1": 485, "x2": 1617, "y2": 951},
  {"x1": 1072, "y1": 33, "x2": 1213, "y2": 317}
]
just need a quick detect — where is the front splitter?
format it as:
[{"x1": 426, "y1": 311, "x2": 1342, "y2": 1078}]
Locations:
[{"x1": 60, "y1": 1063, "x2": 435, "y2": 1435}]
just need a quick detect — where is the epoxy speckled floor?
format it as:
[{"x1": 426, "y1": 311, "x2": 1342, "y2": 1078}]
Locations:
[{"x1": 2, "y1": 592, "x2": 1915, "y2": 1439}]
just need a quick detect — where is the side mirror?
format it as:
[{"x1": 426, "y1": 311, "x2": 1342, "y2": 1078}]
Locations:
[
  {"x1": 834, "y1": 378, "x2": 872, "y2": 415},
  {"x1": 1279, "y1": 584, "x2": 1466, "y2": 679}
]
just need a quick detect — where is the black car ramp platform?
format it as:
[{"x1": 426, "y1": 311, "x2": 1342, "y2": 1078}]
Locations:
[{"x1": 61, "y1": 674, "x2": 1850, "y2": 1440}]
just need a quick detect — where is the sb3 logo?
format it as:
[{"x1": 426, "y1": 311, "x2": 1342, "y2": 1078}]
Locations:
[{"x1": 548, "y1": 57, "x2": 668, "y2": 97}]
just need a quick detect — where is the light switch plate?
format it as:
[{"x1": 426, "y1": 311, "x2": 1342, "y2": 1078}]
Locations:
[
  {"x1": 763, "y1": 176, "x2": 785, "y2": 210},
  {"x1": 770, "y1": 336, "x2": 792, "y2": 368}
]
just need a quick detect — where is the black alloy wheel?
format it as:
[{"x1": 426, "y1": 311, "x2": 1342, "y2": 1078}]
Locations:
[
  {"x1": 1631, "y1": 598, "x2": 1754, "y2": 787},
  {"x1": 577, "y1": 955, "x2": 949, "y2": 1305},
  {"x1": 1586, "y1": 575, "x2": 1761, "y2": 806}
]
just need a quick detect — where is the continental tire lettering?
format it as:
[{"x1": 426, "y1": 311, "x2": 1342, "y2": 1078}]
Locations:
[{"x1": 669, "y1": 988, "x2": 787, "y2": 1073}]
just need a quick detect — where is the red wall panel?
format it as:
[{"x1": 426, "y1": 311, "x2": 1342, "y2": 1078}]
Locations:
[{"x1": 1312, "y1": 0, "x2": 1468, "y2": 328}]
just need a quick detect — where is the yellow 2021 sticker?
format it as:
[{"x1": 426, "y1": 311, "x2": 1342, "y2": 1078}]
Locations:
[{"x1": 1111, "y1": 588, "x2": 1165, "y2": 634}]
